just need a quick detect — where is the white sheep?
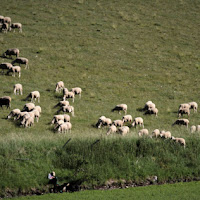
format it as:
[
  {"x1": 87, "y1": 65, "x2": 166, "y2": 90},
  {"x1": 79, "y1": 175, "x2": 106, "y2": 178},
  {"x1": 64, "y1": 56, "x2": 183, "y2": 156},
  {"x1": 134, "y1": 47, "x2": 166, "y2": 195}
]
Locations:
[
  {"x1": 34, "y1": 106, "x2": 42, "y2": 114},
  {"x1": 152, "y1": 129, "x2": 160, "y2": 138},
  {"x1": 197, "y1": 125, "x2": 200, "y2": 132},
  {"x1": 7, "y1": 66, "x2": 21, "y2": 78},
  {"x1": 16, "y1": 111, "x2": 29, "y2": 120},
  {"x1": 63, "y1": 91, "x2": 75, "y2": 103},
  {"x1": 172, "y1": 119, "x2": 189, "y2": 128},
  {"x1": 55, "y1": 81, "x2": 65, "y2": 93},
  {"x1": 122, "y1": 115, "x2": 132, "y2": 123},
  {"x1": 26, "y1": 91, "x2": 40, "y2": 103},
  {"x1": 13, "y1": 84, "x2": 23, "y2": 95},
  {"x1": 138, "y1": 129, "x2": 149, "y2": 137},
  {"x1": 112, "y1": 104, "x2": 127, "y2": 114},
  {"x1": 71, "y1": 87, "x2": 82, "y2": 98},
  {"x1": 179, "y1": 103, "x2": 190, "y2": 110},
  {"x1": 132, "y1": 117, "x2": 144, "y2": 128},
  {"x1": 113, "y1": 119, "x2": 124, "y2": 127},
  {"x1": 3, "y1": 48, "x2": 19, "y2": 58},
  {"x1": 3, "y1": 17, "x2": 11, "y2": 25},
  {"x1": 54, "y1": 100, "x2": 69, "y2": 108},
  {"x1": 96, "y1": 116, "x2": 112, "y2": 128},
  {"x1": 190, "y1": 125, "x2": 197, "y2": 133},
  {"x1": 24, "y1": 116, "x2": 34, "y2": 128},
  {"x1": 160, "y1": 131, "x2": 171, "y2": 139},
  {"x1": 143, "y1": 101, "x2": 156, "y2": 111},
  {"x1": 0, "y1": 16, "x2": 4, "y2": 23},
  {"x1": 57, "y1": 105, "x2": 74, "y2": 117},
  {"x1": 106, "y1": 125, "x2": 117, "y2": 135},
  {"x1": 54, "y1": 120, "x2": 65, "y2": 130},
  {"x1": 171, "y1": 137, "x2": 186, "y2": 148},
  {"x1": 7, "y1": 109, "x2": 21, "y2": 119},
  {"x1": 178, "y1": 107, "x2": 190, "y2": 117},
  {"x1": 12, "y1": 57, "x2": 29, "y2": 69},
  {"x1": 188, "y1": 102, "x2": 198, "y2": 113},
  {"x1": 145, "y1": 107, "x2": 158, "y2": 116},
  {"x1": 31, "y1": 109, "x2": 40, "y2": 122},
  {"x1": 9, "y1": 23, "x2": 22, "y2": 33},
  {"x1": 0, "y1": 63, "x2": 13, "y2": 74},
  {"x1": 22, "y1": 103, "x2": 35, "y2": 112},
  {"x1": 58, "y1": 122, "x2": 72, "y2": 133},
  {"x1": 118, "y1": 126, "x2": 130, "y2": 136}
]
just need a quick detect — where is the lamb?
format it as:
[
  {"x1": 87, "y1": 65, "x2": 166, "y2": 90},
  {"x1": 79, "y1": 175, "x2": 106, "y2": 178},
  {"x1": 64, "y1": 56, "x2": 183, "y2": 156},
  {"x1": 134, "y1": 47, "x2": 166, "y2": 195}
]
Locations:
[
  {"x1": 112, "y1": 120, "x2": 124, "y2": 127},
  {"x1": 112, "y1": 104, "x2": 127, "y2": 114},
  {"x1": 57, "y1": 105, "x2": 74, "y2": 117},
  {"x1": 58, "y1": 122, "x2": 72, "y2": 133},
  {"x1": 0, "y1": 96, "x2": 11, "y2": 109},
  {"x1": 159, "y1": 131, "x2": 172, "y2": 139},
  {"x1": 143, "y1": 101, "x2": 156, "y2": 111},
  {"x1": 63, "y1": 91, "x2": 75, "y2": 103},
  {"x1": 0, "y1": 63, "x2": 13, "y2": 74},
  {"x1": 54, "y1": 120, "x2": 65, "y2": 130},
  {"x1": 3, "y1": 48, "x2": 19, "y2": 58},
  {"x1": 178, "y1": 107, "x2": 190, "y2": 117},
  {"x1": 106, "y1": 125, "x2": 117, "y2": 135},
  {"x1": 71, "y1": 87, "x2": 82, "y2": 98},
  {"x1": 118, "y1": 126, "x2": 130, "y2": 136},
  {"x1": 171, "y1": 137, "x2": 186, "y2": 148},
  {"x1": 9, "y1": 23, "x2": 22, "y2": 33},
  {"x1": 188, "y1": 102, "x2": 198, "y2": 113},
  {"x1": 7, "y1": 66, "x2": 21, "y2": 78},
  {"x1": 145, "y1": 107, "x2": 158, "y2": 116},
  {"x1": 122, "y1": 115, "x2": 132, "y2": 123},
  {"x1": 26, "y1": 91, "x2": 40, "y2": 103},
  {"x1": 132, "y1": 117, "x2": 144, "y2": 128},
  {"x1": 172, "y1": 119, "x2": 189, "y2": 128},
  {"x1": 7, "y1": 109, "x2": 21, "y2": 119},
  {"x1": 190, "y1": 125, "x2": 196, "y2": 133},
  {"x1": 55, "y1": 81, "x2": 65, "y2": 93},
  {"x1": 12, "y1": 57, "x2": 29, "y2": 69},
  {"x1": 3, "y1": 17, "x2": 11, "y2": 25},
  {"x1": 54, "y1": 100, "x2": 69, "y2": 108},
  {"x1": 22, "y1": 103, "x2": 35, "y2": 112},
  {"x1": 1, "y1": 23, "x2": 9, "y2": 33},
  {"x1": 138, "y1": 129, "x2": 149, "y2": 137},
  {"x1": 13, "y1": 84, "x2": 23, "y2": 95},
  {"x1": 152, "y1": 129, "x2": 160, "y2": 138}
]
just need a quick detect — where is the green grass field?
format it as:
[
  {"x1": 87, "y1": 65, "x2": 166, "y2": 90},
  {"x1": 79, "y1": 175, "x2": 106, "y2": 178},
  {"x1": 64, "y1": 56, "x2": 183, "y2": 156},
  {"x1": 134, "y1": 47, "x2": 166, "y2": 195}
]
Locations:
[
  {"x1": 0, "y1": 0, "x2": 200, "y2": 197},
  {"x1": 13, "y1": 181, "x2": 200, "y2": 200}
]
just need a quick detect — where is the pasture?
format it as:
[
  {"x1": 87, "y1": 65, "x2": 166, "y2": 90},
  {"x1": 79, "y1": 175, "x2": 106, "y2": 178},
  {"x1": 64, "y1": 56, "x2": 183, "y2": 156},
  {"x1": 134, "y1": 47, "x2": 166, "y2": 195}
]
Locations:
[{"x1": 0, "y1": 0, "x2": 200, "y2": 197}]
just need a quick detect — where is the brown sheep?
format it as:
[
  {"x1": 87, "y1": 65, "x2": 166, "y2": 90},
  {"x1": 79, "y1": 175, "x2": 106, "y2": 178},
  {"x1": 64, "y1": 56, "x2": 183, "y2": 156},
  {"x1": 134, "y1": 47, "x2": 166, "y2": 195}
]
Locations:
[{"x1": 0, "y1": 96, "x2": 11, "y2": 109}]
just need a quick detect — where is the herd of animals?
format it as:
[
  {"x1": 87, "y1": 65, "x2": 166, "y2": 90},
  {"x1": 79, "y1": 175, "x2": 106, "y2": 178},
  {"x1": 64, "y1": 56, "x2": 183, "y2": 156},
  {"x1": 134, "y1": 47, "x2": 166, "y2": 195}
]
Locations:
[{"x1": 0, "y1": 15, "x2": 198, "y2": 149}]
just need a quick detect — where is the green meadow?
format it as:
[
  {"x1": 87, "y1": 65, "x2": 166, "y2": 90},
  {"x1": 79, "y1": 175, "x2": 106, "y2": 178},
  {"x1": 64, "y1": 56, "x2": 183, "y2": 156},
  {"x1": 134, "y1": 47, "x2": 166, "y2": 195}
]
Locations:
[{"x1": 0, "y1": 0, "x2": 200, "y2": 197}]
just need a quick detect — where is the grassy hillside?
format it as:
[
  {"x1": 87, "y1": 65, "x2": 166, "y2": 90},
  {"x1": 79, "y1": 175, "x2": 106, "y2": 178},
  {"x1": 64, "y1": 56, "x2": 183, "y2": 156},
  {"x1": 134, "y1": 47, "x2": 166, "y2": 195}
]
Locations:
[{"x1": 0, "y1": 0, "x2": 200, "y2": 197}]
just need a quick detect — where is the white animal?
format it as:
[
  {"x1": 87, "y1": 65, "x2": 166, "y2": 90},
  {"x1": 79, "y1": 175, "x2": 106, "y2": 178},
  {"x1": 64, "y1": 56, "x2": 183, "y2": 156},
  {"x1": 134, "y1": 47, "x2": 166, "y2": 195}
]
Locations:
[
  {"x1": 3, "y1": 17, "x2": 11, "y2": 25},
  {"x1": 172, "y1": 119, "x2": 189, "y2": 128},
  {"x1": 122, "y1": 115, "x2": 132, "y2": 123},
  {"x1": 190, "y1": 125, "x2": 197, "y2": 133},
  {"x1": 26, "y1": 91, "x2": 40, "y2": 103},
  {"x1": 9, "y1": 23, "x2": 22, "y2": 33},
  {"x1": 118, "y1": 126, "x2": 130, "y2": 136},
  {"x1": 112, "y1": 104, "x2": 127, "y2": 114},
  {"x1": 58, "y1": 122, "x2": 72, "y2": 133},
  {"x1": 55, "y1": 81, "x2": 65, "y2": 93},
  {"x1": 188, "y1": 102, "x2": 198, "y2": 113},
  {"x1": 7, "y1": 109, "x2": 21, "y2": 119},
  {"x1": 71, "y1": 87, "x2": 82, "y2": 98},
  {"x1": 22, "y1": 103, "x2": 35, "y2": 112},
  {"x1": 0, "y1": 63, "x2": 13, "y2": 74},
  {"x1": 113, "y1": 120, "x2": 124, "y2": 127},
  {"x1": 171, "y1": 137, "x2": 186, "y2": 148},
  {"x1": 138, "y1": 129, "x2": 149, "y2": 137},
  {"x1": 54, "y1": 120, "x2": 65, "y2": 130},
  {"x1": 63, "y1": 91, "x2": 75, "y2": 103},
  {"x1": 7, "y1": 66, "x2": 21, "y2": 77},
  {"x1": 144, "y1": 101, "x2": 156, "y2": 111},
  {"x1": 132, "y1": 117, "x2": 144, "y2": 128},
  {"x1": 12, "y1": 57, "x2": 29, "y2": 69},
  {"x1": 106, "y1": 125, "x2": 117, "y2": 135},
  {"x1": 3, "y1": 48, "x2": 19, "y2": 58},
  {"x1": 13, "y1": 84, "x2": 23, "y2": 95},
  {"x1": 160, "y1": 131, "x2": 171, "y2": 139},
  {"x1": 57, "y1": 105, "x2": 74, "y2": 117},
  {"x1": 152, "y1": 129, "x2": 160, "y2": 138}
]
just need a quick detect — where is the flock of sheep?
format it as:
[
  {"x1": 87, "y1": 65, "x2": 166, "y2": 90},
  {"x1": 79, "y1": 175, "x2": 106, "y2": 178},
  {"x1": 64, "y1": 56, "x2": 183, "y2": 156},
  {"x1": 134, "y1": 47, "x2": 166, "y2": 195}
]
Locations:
[
  {"x1": 95, "y1": 100, "x2": 199, "y2": 148},
  {"x1": 0, "y1": 15, "x2": 22, "y2": 33}
]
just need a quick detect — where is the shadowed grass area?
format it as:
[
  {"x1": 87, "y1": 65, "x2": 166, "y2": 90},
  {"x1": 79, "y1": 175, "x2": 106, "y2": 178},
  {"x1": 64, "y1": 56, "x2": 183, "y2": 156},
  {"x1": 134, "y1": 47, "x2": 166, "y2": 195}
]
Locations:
[{"x1": 0, "y1": 0, "x2": 200, "y2": 197}]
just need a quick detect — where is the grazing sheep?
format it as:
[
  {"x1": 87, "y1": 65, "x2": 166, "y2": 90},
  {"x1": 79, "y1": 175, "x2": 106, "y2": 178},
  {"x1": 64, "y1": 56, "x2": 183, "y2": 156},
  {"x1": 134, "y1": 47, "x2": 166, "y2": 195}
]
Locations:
[
  {"x1": 122, "y1": 115, "x2": 132, "y2": 123},
  {"x1": 55, "y1": 81, "x2": 65, "y2": 93},
  {"x1": 24, "y1": 116, "x2": 34, "y2": 128},
  {"x1": 3, "y1": 48, "x2": 19, "y2": 58},
  {"x1": 51, "y1": 114, "x2": 70, "y2": 125},
  {"x1": 34, "y1": 106, "x2": 42, "y2": 114},
  {"x1": 145, "y1": 107, "x2": 158, "y2": 116},
  {"x1": 112, "y1": 104, "x2": 127, "y2": 114},
  {"x1": 31, "y1": 109, "x2": 40, "y2": 122},
  {"x1": 0, "y1": 63, "x2": 13, "y2": 74},
  {"x1": 0, "y1": 16, "x2": 4, "y2": 23},
  {"x1": 16, "y1": 111, "x2": 29, "y2": 120},
  {"x1": 152, "y1": 129, "x2": 160, "y2": 138},
  {"x1": 12, "y1": 57, "x2": 29, "y2": 69},
  {"x1": 197, "y1": 125, "x2": 200, "y2": 132},
  {"x1": 21, "y1": 113, "x2": 32, "y2": 126},
  {"x1": 190, "y1": 125, "x2": 197, "y2": 133},
  {"x1": 71, "y1": 87, "x2": 82, "y2": 98},
  {"x1": 22, "y1": 103, "x2": 35, "y2": 112},
  {"x1": 13, "y1": 83, "x2": 23, "y2": 95},
  {"x1": 106, "y1": 125, "x2": 117, "y2": 135},
  {"x1": 188, "y1": 102, "x2": 198, "y2": 113},
  {"x1": 172, "y1": 119, "x2": 189, "y2": 128},
  {"x1": 9, "y1": 23, "x2": 22, "y2": 33},
  {"x1": 160, "y1": 131, "x2": 172, "y2": 139},
  {"x1": 96, "y1": 116, "x2": 112, "y2": 128},
  {"x1": 138, "y1": 129, "x2": 149, "y2": 137},
  {"x1": 57, "y1": 105, "x2": 74, "y2": 116},
  {"x1": 7, "y1": 108, "x2": 21, "y2": 119},
  {"x1": 54, "y1": 100, "x2": 69, "y2": 108},
  {"x1": 143, "y1": 101, "x2": 156, "y2": 111},
  {"x1": 179, "y1": 103, "x2": 190, "y2": 110},
  {"x1": 178, "y1": 107, "x2": 190, "y2": 117},
  {"x1": 26, "y1": 91, "x2": 40, "y2": 103},
  {"x1": 132, "y1": 117, "x2": 144, "y2": 128},
  {"x1": 3, "y1": 17, "x2": 11, "y2": 25},
  {"x1": 54, "y1": 119, "x2": 65, "y2": 130},
  {"x1": 118, "y1": 126, "x2": 130, "y2": 136},
  {"x1": 113, "y1": 120, "x2": 124, "y2": 127},
  {"x1": 1, "y1": 23, "x2": 9, "y2": 33},
  {"x1": 171, "y1": 137, "x2": 186, "y2": 148},
  {"x1": 7, "y1": 66, "x2": 21, "y2": 77},
  {"x1": 0, "y1": 96, "x2": 11, "y2": 109},
  {"x1": 58, "y1": 122, "x2": 72, "y2": 133},
  {"x1": 63, "y1": 91, "x2": 75, "y2": 103}
]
